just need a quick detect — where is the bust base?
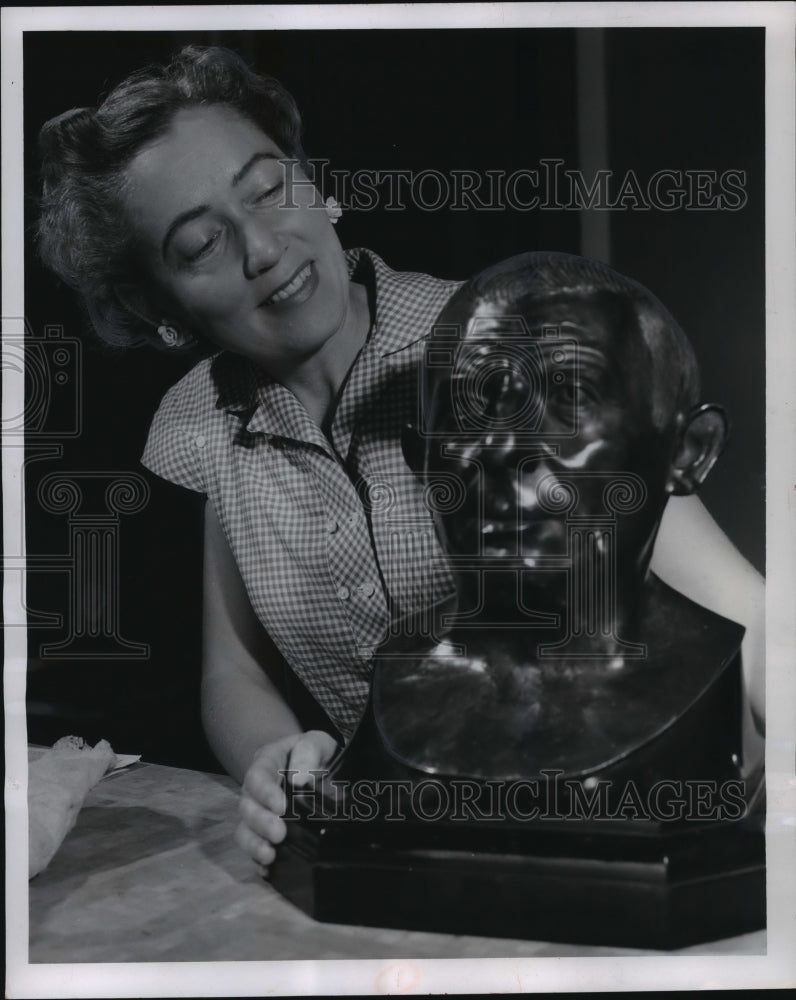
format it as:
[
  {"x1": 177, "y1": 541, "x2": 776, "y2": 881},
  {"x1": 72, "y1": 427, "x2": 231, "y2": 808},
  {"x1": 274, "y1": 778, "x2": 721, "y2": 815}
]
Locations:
[
  {"x1": 271, "y1": 595, "x2": 763, "y2": 949},
  {"x1": 271, "y1": 786, "x2": 764, "y2": 950}
]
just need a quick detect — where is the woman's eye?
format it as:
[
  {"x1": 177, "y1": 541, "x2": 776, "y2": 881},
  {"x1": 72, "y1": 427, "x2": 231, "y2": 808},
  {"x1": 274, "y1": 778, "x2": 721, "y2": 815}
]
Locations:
[
  {"x1": 183, "y1": 231, "x2": 221, "y2": 263},
  {"x1": 252, "y1": 180, "x2": 284, "y2": 205}
]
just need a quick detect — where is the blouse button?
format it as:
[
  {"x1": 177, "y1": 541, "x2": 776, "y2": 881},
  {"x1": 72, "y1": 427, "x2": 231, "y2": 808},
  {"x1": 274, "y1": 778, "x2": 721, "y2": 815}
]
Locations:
[
  {"x1": 194, "y1": 434, "x2": 207, "y2": 448},
  {"x1": 336, "y1": 585, "x2": 350, "y2": 601},
  {"x1": 357, "y1": 582, "x2": 376, "y2": 598},
  {"x1": 327, "y1": 518, "x2": 339, "y2": 534}
]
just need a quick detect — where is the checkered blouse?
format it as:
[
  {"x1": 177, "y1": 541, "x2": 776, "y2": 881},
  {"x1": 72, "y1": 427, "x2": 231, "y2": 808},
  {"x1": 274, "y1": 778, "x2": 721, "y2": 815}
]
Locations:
[{"x1": 141, "y1": 248, "x2": 461, "y2": 738}]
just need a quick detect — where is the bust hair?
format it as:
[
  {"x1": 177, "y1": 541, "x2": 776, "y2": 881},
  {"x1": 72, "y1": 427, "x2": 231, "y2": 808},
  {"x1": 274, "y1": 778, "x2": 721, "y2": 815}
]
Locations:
[
  {"x1": 465, "y1": 251, "x2": 701, "y2": 431},
  {"x1": 37, "y1": 45, "x2": 306, "y2": 349}
]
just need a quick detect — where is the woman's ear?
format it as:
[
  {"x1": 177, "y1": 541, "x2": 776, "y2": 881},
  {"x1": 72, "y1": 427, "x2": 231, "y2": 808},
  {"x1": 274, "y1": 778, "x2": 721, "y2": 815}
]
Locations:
[
  {"x1": 113, "y1": 282, "x2": 194, "y2": 349},
  {"x1": 666, "y1": 403, "x2": 728, "y2": 496},
  {"x1": 112, "y1": 281, "x2": 158, "y2": 325}
]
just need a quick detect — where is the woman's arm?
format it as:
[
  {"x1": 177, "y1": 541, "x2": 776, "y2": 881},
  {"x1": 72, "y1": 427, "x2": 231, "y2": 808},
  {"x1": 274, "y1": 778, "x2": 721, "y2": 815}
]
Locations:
[
  {"x1": 202, "y1": 500, "x2": 302, "y2": 781},
  {"x1": 651, "y1": 495, "x2": 765, "y2": 728},
  {"x1": 202, "y1": 502, "x2": 337, "y2": 866}
]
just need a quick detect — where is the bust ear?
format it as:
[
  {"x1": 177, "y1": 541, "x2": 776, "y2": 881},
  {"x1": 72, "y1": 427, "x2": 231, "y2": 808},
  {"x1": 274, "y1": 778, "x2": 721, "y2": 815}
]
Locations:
[{"x1": 666, "y1": 403, "x2": 728, "y2": 496}]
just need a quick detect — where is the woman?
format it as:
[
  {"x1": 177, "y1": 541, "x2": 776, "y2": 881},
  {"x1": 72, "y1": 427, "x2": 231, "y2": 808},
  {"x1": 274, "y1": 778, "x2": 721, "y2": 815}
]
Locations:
[{"x1": 38, "y1": 45, "x2": 764, "y2": 869}]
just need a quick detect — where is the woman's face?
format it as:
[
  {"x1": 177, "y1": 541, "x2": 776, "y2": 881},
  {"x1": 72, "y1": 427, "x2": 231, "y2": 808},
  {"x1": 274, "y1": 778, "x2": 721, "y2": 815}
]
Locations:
[{"x1": 122, "y1": 105, "x2": 351, "y2": 374}]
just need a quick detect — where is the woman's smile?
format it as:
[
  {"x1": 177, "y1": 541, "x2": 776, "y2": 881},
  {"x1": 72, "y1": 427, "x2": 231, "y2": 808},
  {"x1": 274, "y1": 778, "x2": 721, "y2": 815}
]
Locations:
[{"x1": 260, "y1": 260, "x2": 317, "y2": 308}]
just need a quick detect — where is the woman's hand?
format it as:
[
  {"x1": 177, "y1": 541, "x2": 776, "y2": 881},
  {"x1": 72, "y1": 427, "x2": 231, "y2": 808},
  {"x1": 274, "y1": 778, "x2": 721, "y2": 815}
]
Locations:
[{"x1": 235, "y1": 729, "x2": 338, "y2": 870}]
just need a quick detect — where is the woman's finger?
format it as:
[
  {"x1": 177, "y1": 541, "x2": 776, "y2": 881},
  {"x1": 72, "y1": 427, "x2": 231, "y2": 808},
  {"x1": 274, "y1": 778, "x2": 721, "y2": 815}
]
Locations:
[
  {"x1": 242, "y1": 749, "x2": 291, "y2": 812},
  {"x1": 239, "y1": 792, "x2": 287, "y2": 844},
  {"x1": 243, "y1": 769, "x2": 287, "y2": 814},
  {"x1": 234, "y1": 819, "x2": 276, "y2": 867},
  {"x1": 288, "y1": 730, "x2": 338, "y2": 786}
]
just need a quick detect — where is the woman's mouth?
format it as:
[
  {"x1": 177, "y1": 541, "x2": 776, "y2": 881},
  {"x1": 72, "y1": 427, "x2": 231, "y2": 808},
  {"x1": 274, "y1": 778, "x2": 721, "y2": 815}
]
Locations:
[{"x1": 261, "y1": 262, "x2": 316, "y2": 308}]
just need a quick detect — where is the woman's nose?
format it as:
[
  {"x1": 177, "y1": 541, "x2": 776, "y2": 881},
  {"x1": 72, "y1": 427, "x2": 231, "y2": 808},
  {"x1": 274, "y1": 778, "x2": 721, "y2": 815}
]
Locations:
[{"x1": 241, "y1": 217, "x2": 285, "y2": 279}]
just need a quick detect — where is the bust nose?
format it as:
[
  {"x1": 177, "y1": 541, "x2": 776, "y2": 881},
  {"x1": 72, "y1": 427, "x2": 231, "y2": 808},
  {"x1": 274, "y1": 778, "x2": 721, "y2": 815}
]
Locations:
[
  {"x1": 477, "y1": 434, "x2": 521, "y2": 519},
  {"x1": 242, "y1": 218, "x2": 285, "y2": 279},
  {"x1": 477, "y1": 434, "x2": 558, "y2": 522}
]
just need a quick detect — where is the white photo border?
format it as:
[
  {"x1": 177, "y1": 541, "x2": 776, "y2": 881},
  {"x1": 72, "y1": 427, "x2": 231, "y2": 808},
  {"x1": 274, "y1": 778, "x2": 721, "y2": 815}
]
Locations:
[{"x1": 4, "y1": 3, "x2": 795, "y2": 995}]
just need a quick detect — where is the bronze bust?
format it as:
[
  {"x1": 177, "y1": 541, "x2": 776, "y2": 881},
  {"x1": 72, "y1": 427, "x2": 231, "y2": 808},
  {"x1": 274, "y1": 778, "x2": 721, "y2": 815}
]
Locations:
[
  {"x1": 343, "y1": 251, "x2": 762, "y2": 795},
  {"x1": 274, "y1": 253, "x2": 764, "y2": 947}
]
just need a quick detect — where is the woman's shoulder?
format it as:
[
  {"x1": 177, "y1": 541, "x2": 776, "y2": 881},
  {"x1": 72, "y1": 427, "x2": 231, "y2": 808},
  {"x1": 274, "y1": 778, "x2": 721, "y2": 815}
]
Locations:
[
  {"x1": 347, "y1": 248, "x2": 464, "y2": 351},
  {"x1": 150, "y1": 355, "x2": 223, "y2": 425},
  {"x1": 143, "y1": 356, "x2": 227, "y2": 452},
  {"x1": 347, "y1": 247, "x2": 463, "y2": 296},
  {"x1": 141, "y1": 356, "x2": 231, "y2": 493},
  {"x1": 147, "y1": 351, "x2": 262, "y2": 443}
]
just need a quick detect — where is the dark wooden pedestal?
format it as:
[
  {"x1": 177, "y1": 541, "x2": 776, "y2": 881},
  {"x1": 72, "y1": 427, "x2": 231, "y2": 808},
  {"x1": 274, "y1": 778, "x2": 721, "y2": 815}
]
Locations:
[{"x1": 271, "y1": 788, "x2": 765, "y2": 950}]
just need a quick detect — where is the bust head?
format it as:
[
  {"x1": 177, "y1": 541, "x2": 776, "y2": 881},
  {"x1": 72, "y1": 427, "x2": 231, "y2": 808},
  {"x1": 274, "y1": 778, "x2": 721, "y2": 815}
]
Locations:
[{"x1": 408, "y1": 252, "x2": 726, "y2": 625}]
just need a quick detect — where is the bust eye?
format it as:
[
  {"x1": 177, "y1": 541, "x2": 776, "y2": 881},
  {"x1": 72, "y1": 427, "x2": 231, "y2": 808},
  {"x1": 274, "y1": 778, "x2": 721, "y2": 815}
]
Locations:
[
  {"x1": 556, "y1": 383, "x2": 588, "y2": 403},
  {"x1": 547, "y1": 376, "x2": 596, "y2": 419}
]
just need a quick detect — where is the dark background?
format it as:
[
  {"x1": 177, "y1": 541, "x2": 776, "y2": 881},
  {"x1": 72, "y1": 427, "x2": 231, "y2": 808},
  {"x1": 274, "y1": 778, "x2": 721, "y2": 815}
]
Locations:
[{"x1": 22, "y1": 28, "x2": 765, "y2": 767}]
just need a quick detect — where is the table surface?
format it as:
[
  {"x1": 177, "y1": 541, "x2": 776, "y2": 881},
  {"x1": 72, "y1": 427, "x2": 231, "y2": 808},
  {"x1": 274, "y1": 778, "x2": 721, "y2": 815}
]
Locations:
[{"x1": 28, "y1": 755, "x2": 767, "y2": 963}]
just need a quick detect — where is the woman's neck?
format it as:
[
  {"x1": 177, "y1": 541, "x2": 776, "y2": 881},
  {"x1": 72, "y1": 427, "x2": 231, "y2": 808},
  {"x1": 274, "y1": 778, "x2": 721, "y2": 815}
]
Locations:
[{"x1": 282, "y1": 280, "x2": 371, "y2": 428}]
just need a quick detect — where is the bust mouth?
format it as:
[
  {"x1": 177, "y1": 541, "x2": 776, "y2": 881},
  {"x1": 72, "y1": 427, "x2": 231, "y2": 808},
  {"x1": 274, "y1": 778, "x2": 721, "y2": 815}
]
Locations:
[
  {"x1": 473, "y1": 519, "x2": 568, "y2": 558},
  {"x1": 481, "y1": 521, "x2": 526, "y2": 535},
  {"x1": 441, "y1": 518, "x2": 562, "y2": 557}
]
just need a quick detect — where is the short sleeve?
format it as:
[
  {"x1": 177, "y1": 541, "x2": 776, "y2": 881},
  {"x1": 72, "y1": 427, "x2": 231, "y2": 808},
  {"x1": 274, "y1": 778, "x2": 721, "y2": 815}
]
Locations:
[
  {"x1": 140, "y1": 409, "x2": 206, "y2": 494},
  {"x1": 139, "y1": 363, "x2": 216, "y2": 496}
]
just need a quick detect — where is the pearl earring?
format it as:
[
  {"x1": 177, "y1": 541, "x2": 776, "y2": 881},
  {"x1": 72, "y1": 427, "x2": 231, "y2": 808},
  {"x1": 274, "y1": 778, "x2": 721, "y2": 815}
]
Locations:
[{"x1": 324, "y1": 196, "x2": 342, "y2": 224}]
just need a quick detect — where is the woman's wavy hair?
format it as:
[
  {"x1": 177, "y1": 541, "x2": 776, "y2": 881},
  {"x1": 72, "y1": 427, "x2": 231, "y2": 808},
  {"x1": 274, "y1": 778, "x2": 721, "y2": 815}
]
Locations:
[{"x1": 37, "y1": 45, "x2": 305, "y2": 349}]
